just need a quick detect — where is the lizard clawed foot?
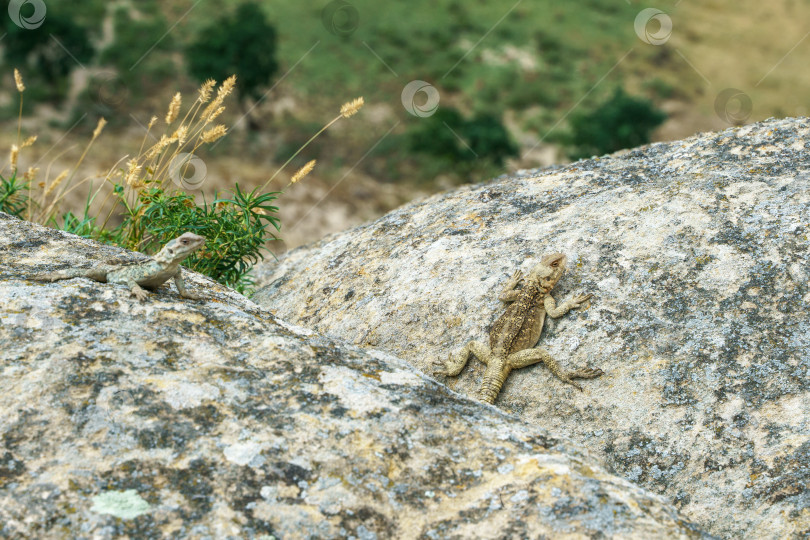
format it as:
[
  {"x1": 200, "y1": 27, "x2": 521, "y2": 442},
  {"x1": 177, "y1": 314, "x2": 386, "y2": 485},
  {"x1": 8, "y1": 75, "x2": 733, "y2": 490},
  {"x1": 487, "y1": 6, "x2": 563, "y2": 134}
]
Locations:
[
  {"x1": 570, "y1": 293, "x2": 593, "y2": 308},
  {"x1": 130, "y1": 286, "x2": 149, "y2": 301},
  {"x1": 431, "y1": 359, "x2": 450, "y2": 377}
]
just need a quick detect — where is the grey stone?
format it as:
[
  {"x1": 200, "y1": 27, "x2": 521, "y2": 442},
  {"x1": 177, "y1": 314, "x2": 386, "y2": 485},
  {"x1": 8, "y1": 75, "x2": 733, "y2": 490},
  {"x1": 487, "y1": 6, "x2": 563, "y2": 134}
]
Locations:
[
  {"x1": 253, "y1": 117, "x2": 810, "y2": 539},
  {"x1": 0, "y1": 215, "x2": 707, "y2": 538}
]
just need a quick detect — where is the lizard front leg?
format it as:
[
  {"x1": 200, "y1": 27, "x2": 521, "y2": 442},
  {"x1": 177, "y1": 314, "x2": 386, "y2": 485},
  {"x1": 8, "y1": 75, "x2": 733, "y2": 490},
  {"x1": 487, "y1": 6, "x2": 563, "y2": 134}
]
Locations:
[
  {"x1": 506, "y1": 348, "x2": 603, "y2": 391},
  {"x1": 433, "y1": 340, "x2": 491, "y2": 376},
  {"x1": 125, "y1": 279, "x2": 149, "y2": 301},
  {"x1": 173, "y1": 271, "x2": 201, "y2": 300},
  {"x1": 544, "y1": 293, "x2": 592, "y2": 318},
  {"x1": 498, "y1": 270, "x2": 523, "y2": 303}
]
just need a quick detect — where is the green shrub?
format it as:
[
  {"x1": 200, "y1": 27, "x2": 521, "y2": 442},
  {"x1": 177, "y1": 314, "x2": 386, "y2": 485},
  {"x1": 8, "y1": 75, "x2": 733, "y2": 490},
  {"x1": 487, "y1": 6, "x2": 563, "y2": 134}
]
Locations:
[
  {"x1": 406, "y1": 107, "x2": 517, "y2": 168},
  {"x1": 567, "y1": 88, "x2": 666, "y2": 159},
  {"x1": 186, "y1": 3, "x2": 279, "y2": 104},
  {"x1": 2, "y1": 7, "x2": 94, "y2": 102}
]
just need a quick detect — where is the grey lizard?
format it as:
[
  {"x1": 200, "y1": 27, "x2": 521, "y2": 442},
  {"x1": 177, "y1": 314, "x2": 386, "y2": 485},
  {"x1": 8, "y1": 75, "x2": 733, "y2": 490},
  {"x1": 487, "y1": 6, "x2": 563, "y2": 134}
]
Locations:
[
  {"x1": 33, "y1": 232, "x2": 205, "y2": 301},
  {"x1": 433, "y1": 253, "x2": 603, "y2": 404}
]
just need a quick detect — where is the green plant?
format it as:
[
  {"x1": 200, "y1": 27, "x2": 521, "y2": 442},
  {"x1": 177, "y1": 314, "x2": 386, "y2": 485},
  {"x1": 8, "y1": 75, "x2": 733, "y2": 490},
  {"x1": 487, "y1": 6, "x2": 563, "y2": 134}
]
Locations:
[
  {"x1": 0, "y1": 171, "x2": 28, "y2": 217},
  {"x1": 4, "y1": 70, "x2": 363, "y2": 296},
  {"x1": 2, "y1": 6, "x2": 94, "y2": 102},
  {"x1": 567, "y1": 88, "x2": 667, "y2": 160},
  {"x1": 406, "y1": 107, "x2": 518, "y2": 169},
  {"x1": 100, "y1": 5, "x2": 176, "y2": 89},
  {"x1": 186, "y1": 3, "x2": 278, "y2": 110},
  {"x1": 116, "y1": 185, "x2": 280, "y2": 293}
]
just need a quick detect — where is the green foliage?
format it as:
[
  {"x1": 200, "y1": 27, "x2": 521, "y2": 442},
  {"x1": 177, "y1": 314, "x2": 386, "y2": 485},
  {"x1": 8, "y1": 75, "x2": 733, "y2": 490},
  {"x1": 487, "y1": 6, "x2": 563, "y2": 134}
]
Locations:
[
  {"x1": 567, "y1": 88, "x2": 667, "y2": 160},
  {"x1": 99, "y1": 6, "x2": 176, "y2": 89},
  {"x1": 463, "y1": 113, "x2": 519, "y2": 166},
  {"x1": 407, "y1": 108, "x2": 468, "y2": 162},
  {"x1": 186, "y1": 3, "x2": 279, "y2": 103},
  {"x1": 406, "y1": 107, "x2": 518, "y2": 169},
  {"x1": 2, "y1": 6, "x2": 94, "y2": 102},
  {"x1": 114, "y1": 184, "x2": 280, "y2": 294},
  {"x1": 0, "y1": 172, "x2": 28, "y2": 217}
]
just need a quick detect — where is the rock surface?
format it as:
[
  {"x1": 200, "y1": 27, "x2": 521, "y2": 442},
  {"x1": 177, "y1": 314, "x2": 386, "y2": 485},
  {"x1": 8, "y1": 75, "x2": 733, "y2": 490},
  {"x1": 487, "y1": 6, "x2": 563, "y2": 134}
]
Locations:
[
  {"x1": 253, "y1": 117, "x2": 810, "y2": 538},
  {"x1": 0, "y1": 215, "x2": 708, "y2": 538}
]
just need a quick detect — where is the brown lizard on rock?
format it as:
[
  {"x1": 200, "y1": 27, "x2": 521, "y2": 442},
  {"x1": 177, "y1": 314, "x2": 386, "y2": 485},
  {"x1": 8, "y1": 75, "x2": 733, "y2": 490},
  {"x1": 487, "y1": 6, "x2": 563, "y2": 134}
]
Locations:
[
  {"x1": 33, "y1": 232, "x2": 205, "y2": 301},
  {"x1": 433, "y1": 253, "x2": 603, "y2": 404}
]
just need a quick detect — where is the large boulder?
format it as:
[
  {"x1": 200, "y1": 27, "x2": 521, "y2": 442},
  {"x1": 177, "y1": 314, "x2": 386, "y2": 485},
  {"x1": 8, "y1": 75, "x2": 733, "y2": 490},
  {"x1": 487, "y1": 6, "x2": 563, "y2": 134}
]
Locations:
[
  {"x1": 0, "y1": 215, "x2": 707, "y2": 538},
  {"x1": 253, "y1": 117, "x2": 810, "y2": 538}
]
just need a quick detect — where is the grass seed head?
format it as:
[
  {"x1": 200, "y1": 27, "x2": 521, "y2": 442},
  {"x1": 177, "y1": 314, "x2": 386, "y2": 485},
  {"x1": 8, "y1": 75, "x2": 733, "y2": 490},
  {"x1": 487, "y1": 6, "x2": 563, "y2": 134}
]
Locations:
[
  {"x1": 10, "y1": 145, "x2": 19, "y2": 172},
  {"x1": 201, "y1": 125, "x2": 227, "y2": 143},
  {"x1": 340, "y1": 97, "x2": 364, "y2": 118},
  {"x1": 44, "y1": 169, "x2": 69, "y2": 197},
  {"x1": 92, "y1": 118, "x2": 107, "y2": 139},
  {"x1": 198, "y1": 79, "x2": 216, "y2": 103},
  {"x1": 13, "y1": 69, "x2": 24, "y2": 93},
  {"x1": 166, "y1": 92, "x2": 182, "y2": 124},
  {"x1": 23, "y1": 166, "x2": 39, "y2": 181},
  {"x1": 291, "y1": 159, "x2": 316, "y2": 184}
]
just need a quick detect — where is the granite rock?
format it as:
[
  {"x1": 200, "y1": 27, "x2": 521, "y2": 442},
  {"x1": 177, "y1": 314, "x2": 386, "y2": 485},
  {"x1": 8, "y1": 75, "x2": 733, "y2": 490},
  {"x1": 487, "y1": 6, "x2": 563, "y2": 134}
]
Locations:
[
  {"x1": 0, "y1": 215, "x2": 708, "y2": 538},
  {"x1": 253, "y1": 117, "x2": 810, "y2": 538}
]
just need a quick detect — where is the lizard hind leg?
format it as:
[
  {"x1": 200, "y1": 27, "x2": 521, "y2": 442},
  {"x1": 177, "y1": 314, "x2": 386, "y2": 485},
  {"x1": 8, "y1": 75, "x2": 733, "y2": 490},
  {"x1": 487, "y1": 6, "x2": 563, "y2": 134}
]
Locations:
[
  {"x1": 433, "y1": 340, "x2": 491, "y2": 377},
  {"x1": 506, "y1": 348, "x2": 598, "y2": 391}
]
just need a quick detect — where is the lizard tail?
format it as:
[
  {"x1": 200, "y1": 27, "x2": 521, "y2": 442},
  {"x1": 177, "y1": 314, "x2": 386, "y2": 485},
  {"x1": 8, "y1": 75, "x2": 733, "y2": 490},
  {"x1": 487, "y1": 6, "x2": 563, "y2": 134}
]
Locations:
[{"x1": 479, "y1": 372, "x2": 507, "y2": 404}]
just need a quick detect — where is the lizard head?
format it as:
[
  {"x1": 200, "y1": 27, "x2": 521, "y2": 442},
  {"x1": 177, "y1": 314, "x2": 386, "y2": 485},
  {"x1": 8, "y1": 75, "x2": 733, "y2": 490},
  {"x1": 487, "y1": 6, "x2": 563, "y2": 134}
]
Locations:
[
  {"x1": 529, "y1": 252, "x2": 567, "y2": 287},
  {"x1": 154, "y1": 232, "x2": 206, "y2": 264}
]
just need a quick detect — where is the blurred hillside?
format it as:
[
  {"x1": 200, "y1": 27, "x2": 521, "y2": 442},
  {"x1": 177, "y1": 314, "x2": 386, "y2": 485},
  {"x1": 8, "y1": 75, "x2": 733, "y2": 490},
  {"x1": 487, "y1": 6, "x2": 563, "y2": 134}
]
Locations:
[{"x1": 1, "y1": 0, "x2": 808, "y2": 251}]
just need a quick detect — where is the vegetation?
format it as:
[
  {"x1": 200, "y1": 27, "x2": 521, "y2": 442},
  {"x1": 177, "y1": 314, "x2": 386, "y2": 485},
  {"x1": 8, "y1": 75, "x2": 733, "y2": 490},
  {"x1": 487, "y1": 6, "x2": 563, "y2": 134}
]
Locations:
[
  {"x1": 1, "y1": 70, "x2": 363, "y2": 295},
  {"x1": 406, "y1": 107, "x2": 518, "y2": 170},
  {"x1": 566, "y1": 88, "x2": 667, "y2": 160},
  {"x1": 0, "y1": 0, "x2": 683, "y2": 185},
  {"x1": 2, "y1": 4, "x2": 94, "y2": 103},
  {"x1": 186, "y1": 3, "x2": 278, "y2": 111}
]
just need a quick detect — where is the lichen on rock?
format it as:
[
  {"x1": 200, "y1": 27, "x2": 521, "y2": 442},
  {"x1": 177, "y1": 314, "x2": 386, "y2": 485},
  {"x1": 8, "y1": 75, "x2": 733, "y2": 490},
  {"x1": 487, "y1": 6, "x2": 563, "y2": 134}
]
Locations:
[
  {"x1": 0, "y1": 215, "x2": 707, "y2": 538},
  {"x1": 253, "y1": 117, "x2": 810, "y2": 538}
]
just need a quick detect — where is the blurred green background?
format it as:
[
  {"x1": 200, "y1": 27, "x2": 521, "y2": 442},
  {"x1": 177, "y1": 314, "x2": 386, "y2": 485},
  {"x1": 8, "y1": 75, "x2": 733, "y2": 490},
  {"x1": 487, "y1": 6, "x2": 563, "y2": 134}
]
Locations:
[{"x1": 2, "y1": 0, "x2": 808, "y2": 249}]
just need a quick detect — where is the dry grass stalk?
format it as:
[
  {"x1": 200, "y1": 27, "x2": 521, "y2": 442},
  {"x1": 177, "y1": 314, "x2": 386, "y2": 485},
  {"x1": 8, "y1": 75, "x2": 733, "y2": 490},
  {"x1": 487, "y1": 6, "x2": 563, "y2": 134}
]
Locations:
[
  {"x1": 9, "y1": 145, "x2": 19, "y2": 173},
  {"x1": 340, "y1": 97, "x2": 364, "y2": 118},
  {"x1": 14, "y1": 69, "x2": 24, "y2": 93},
  {"x1": 198, "y1": 79, "x2": 216, "y2": 103},
  {"x1": 92, "y1": 118, "x2": 107, "y2": 139},
  {"x1": 290, "y1": 160, "x2": 316, "y2": 185},
  {"x1": 44, "y1": 170, "x2": 69, "y2": 197},
  {"x1": 259, "y1": 96, "x2": 364, "y2": 193},
  {"x1": 166, "y1": 92, "x2": 182, "y2": 124},
  {"x1": 201, "y1": 125, "x2": 227, "y2": 143}
]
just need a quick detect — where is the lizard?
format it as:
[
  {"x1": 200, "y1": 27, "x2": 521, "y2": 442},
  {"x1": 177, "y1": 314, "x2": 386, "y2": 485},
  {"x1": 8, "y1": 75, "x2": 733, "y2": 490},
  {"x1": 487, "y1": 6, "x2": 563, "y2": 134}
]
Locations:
[
  {"x1": 32, "y1": 232, "x2": 205, "y2": 301},
  {"x1": 433, "y1": 253, "x2": 603, "y2": 404}
]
